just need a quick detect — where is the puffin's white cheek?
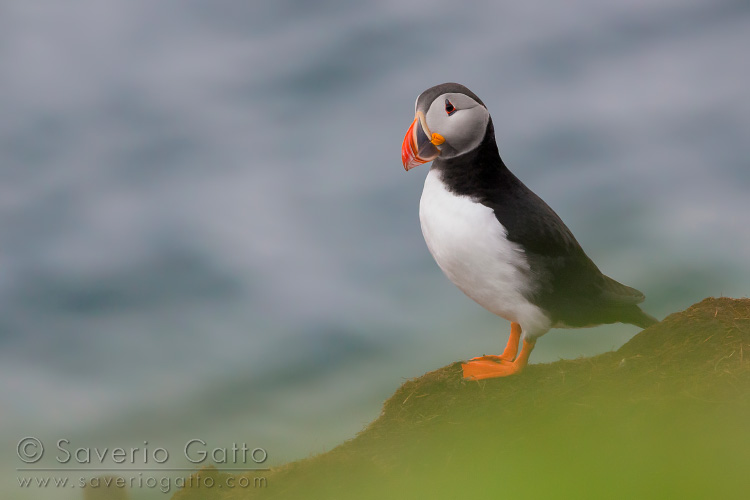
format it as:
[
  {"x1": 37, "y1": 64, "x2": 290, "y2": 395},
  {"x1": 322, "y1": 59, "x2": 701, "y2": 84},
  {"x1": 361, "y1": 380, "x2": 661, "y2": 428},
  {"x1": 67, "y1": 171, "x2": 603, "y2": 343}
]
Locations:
[
  {"x1": 446, "y1": 116, "x2": 477, "y2": 149},
  {"x1": 445, "y1": 112, "x2": 487, "y2": 153}
]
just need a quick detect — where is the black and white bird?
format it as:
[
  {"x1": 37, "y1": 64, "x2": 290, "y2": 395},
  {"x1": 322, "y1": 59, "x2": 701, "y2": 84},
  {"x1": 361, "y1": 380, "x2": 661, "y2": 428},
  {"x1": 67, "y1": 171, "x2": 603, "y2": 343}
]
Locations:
[{"x1": 401, "y1": 83, "x2": 657, "y2": 380}]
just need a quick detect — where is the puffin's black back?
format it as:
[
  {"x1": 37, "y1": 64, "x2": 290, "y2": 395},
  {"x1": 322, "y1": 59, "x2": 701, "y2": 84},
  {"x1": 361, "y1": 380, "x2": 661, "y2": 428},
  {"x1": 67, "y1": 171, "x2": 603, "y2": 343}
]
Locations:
[{"x1": 432, "y1": 119, "x2": 656, "y2": 329}]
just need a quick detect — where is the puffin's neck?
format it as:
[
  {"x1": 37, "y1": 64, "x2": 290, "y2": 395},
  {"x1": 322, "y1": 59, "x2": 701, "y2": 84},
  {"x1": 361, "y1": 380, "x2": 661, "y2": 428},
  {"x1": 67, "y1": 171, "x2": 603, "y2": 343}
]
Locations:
[{"x1": 431, "y1": 119, "x2": 514, "y2": 198}]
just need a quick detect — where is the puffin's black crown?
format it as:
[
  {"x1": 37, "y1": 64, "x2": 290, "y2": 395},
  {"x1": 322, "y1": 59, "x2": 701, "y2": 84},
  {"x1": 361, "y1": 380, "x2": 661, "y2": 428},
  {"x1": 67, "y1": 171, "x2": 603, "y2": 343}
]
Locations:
[{"x1": 416, "y1": 83, "x2": 486, "y2": 114}]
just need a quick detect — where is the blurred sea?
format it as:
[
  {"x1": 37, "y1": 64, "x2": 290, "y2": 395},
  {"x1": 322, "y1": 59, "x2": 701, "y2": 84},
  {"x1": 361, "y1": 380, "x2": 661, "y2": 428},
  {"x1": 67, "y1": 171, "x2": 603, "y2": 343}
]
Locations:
[{"x1": 2, "y1": 1, "x2": 749, "y2": 498}]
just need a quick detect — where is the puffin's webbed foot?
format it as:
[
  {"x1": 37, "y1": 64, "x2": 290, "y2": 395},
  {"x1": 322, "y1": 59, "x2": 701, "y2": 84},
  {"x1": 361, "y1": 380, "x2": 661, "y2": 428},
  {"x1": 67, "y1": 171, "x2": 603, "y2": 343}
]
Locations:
[{"x1": 462, "y1": 322, "x2": 535, "y2": 380}]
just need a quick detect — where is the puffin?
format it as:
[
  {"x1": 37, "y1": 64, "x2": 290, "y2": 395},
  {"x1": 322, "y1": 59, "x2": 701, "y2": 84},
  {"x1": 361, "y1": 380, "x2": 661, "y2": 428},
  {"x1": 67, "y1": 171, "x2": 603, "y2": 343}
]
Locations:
[{"x1": 401, "y1": 82, "x2": 657, "y2": 380}]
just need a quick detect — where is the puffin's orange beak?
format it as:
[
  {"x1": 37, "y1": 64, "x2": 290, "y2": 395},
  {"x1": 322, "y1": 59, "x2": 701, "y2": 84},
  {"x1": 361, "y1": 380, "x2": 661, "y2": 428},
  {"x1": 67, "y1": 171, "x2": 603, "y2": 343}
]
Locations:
[{"x1": 401, "y1": 113, "x2": 444, "y2": 171}]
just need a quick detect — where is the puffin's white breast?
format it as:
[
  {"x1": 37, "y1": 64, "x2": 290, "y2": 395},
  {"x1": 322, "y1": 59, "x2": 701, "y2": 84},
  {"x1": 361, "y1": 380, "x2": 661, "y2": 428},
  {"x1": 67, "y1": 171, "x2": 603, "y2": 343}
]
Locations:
[{"x1": 419, "y1": 169, "x2": 551, "y2": 338}]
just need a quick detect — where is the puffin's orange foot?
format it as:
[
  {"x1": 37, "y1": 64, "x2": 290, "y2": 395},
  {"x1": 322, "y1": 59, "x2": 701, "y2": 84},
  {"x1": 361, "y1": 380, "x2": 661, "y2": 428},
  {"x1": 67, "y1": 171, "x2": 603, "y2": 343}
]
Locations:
[
  {"x1": 467, "y1": 354, "x2": 510, "y2": 363},
  {"x1": 462, "y1": 358, "x2": 522, "y2": 380},
  {"x1": 462, "y1": 338, "x2": 536, "y2": 381},
  {"x1": 465, "y1": 321, "x2": 523, "y2": 364}
]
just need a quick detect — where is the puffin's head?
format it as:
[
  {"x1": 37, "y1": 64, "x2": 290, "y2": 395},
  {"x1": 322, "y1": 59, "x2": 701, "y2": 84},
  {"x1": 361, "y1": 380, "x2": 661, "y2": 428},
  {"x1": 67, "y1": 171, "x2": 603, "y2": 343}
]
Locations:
[{"x1": 401, "y1": 83, "x2": 490, "y2": 171}]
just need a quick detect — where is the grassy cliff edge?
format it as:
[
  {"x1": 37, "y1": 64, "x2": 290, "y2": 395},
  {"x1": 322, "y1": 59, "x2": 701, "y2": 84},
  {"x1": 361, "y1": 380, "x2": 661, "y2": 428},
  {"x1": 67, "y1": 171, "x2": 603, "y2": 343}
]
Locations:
[{"x1": 174, "y1": 297, "x2": 750, "y2": 500}]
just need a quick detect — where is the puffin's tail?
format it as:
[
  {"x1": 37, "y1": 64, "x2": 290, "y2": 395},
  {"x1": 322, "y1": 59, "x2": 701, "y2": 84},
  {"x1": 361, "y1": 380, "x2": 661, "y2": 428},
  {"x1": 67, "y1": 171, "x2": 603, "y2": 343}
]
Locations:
[{"x1": 627, "y1": 307, "x2": 659, "y2": 329}]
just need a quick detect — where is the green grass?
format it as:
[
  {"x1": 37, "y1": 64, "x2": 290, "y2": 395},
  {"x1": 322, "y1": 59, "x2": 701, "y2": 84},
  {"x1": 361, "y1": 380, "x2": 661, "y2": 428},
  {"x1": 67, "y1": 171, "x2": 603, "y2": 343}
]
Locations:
[{"x1": 173, "y1": 297, "x2": 750, "y2": 500}]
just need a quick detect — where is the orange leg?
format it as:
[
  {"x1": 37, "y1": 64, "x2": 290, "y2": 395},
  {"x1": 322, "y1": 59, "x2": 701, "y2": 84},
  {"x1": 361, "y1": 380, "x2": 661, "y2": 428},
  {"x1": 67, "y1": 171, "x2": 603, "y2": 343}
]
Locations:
[
  {"x1": 462, "y1": 323, "x2": 536, "y2": 380},
  {"x1": 467, "y1": 322, "x2": 522, "y2": 363}
]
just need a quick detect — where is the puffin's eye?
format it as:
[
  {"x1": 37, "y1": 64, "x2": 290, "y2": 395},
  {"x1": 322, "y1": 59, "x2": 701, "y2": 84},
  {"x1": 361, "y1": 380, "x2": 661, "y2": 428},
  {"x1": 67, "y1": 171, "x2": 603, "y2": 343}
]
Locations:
[{"x1": 445, "y1": 99, "x2": 456, "y2": 116}]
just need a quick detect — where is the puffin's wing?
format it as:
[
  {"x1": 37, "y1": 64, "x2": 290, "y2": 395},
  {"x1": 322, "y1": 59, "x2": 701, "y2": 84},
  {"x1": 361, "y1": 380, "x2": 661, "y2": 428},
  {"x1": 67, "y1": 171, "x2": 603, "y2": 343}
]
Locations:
[{"x1": 484, "y1": 173, "x2": 649, "y2": 325}]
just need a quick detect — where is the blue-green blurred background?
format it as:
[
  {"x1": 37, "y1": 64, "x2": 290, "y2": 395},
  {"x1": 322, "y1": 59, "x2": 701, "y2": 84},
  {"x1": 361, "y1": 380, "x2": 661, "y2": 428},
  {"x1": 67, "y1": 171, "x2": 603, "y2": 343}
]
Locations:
[{"x1": 3, "y1": 1, "x2": 749, "y2": 498}]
